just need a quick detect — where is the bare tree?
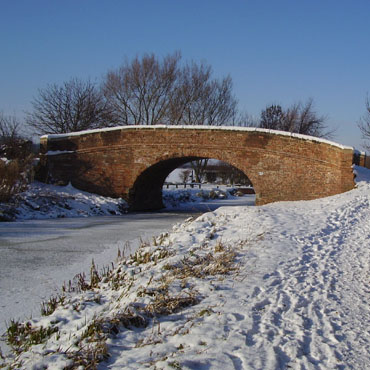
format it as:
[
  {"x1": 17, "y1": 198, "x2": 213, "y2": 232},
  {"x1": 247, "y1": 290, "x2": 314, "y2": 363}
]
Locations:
[
  {"x1": 260, "y1": 104, "x2": 284, "y2": 129},
  {"x1": 0, "y1": 113, "x2": 34, "y2": 201},
  {"x1": 103, "y1": 53, "x2": 238, "y2": 128},
  {"x1": 358, "y1": 96, "x2": 370, "y2": 150},
  {"x1": 166, "y1": 61, "x2": 238, "y2": 179},
  {"x1": 26, "y1": 78, "x2": 112, "y2": 134},
  {"x1": 167, "y1": 61, "x2": 212, "y2": 125},
  {"x1": 214, "y1": 162, "x2": 251, "y2": 186},
  {"x1": 0, "y1": 112, "x2": 32, "y2": 159},
  {"x1": 102, "y1": 52, "x2": 181, "y2": 126},
  {"x1": 170, "y1": 65, "x2": 237, "y2": 126},
  {"x1": 179, "y1": 169, "x2": 191, "y2": 183},
  {"x1": 0, "y1": 112, "x2": 22, "y2": 143},
  {"x1": 103, "y1": 53, "x2": 240, "y2": 180},
  {"x1": 190, "y1": 159, "x2": 209, "y2": 183},
  {"x1": 259, "y1": 99, "x2": 333, "y2": 138},
  {"x1": 284, "y1": 99, "x2": 332, "y2": 137}
]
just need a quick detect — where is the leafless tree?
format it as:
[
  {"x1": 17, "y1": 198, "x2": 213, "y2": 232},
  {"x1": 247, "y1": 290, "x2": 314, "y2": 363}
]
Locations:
[
  {"x1": 0, "y1": 112, "x2": 32, "y2": 159},
  {"x1": 215, "y1": 162, "x2": 251, "y2": 186},
  {"x1": 0, "y1": 113, "x2": 34, "y2": 201},
  {"x1": 358, "y1": 96, "x2": 370, "y2": 150},
  {"x1": 172, "y1": 65, "x2": 237, "y2": 126},
  {"x1": 260, "y1": 104, "x2": 284, "y2": 129},
  {"x1": 259, "y1": 99, "x2": 333, "y2": 138},
  {"x1": 103, "y1": 53, "x2": 239, "y2": 128},
  {"x1": 179, "y1": 169, "x2": 191, "y2": 183},
  {"x1": 190, "y1": 159, "x2": 209, "y2": 183},
  {"x1": 167, "y1": 61, "x2": 212, "y2": 125},
  {"x1": 284, "y1": 99, "x2": 333, "y2": 137},
  {"x1": 26, "y1": 78, "x2": 112, "y2": 134},
  {"x1": 102, "y1": 53, "x2": 181, "y2": 126},
  {"x1": 0, "y1": 112, "x2": 22, "y2": 143},
  {"x1": 168, "y1": 61, "x2": 238, "y2": 178}
]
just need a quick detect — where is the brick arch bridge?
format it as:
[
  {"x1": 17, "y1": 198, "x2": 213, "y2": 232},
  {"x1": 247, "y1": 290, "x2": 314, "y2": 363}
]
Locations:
[{"x1": 40, "y1": 125, "x2": 355, "y2": 211}]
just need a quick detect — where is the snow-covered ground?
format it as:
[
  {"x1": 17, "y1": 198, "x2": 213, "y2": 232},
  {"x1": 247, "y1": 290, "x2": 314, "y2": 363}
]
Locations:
[
  {"x1": 0, "y1": 213, "x2": 210, "y2": 346},
  {"x1": 0, "y1": 182, "x2": 128, "y2": 221},
  {"x1": 0, "y1": 180, "x2": 251, "y2": 221},
  {"x1": 1, "y1": 168, "x2": 370, "y2": 368},
  {"x1": 0, "y1": 182, "x2": 253, "y2": 352}
]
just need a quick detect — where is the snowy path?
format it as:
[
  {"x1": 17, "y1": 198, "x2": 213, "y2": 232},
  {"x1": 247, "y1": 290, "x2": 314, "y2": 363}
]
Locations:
[
  {"x1": 101, "y1": 175, "x2": 370, "y2": 369},
  {"x1": 239, "y1": 194, "x2": 370, "y2": 369}
]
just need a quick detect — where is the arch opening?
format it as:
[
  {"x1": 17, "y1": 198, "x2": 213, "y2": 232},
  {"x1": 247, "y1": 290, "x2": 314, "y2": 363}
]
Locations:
[{"x1": 129, "y1": 157, "x2": 255, "y2": 211}]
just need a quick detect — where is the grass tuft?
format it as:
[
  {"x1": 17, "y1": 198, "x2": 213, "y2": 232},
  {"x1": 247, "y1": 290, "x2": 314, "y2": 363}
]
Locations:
[
  {"x1": 41, "y1": 294, "x2": 65, "y2": 316},
  {"x1": 145, "y1": 293, "x2": 199, "y2": 317},
  {"x1": 6, "y1": 320, "x2": 58, "y2": 354},
  {"x1": 165, "y1": 246, "x2": 237, "y2": 280}
]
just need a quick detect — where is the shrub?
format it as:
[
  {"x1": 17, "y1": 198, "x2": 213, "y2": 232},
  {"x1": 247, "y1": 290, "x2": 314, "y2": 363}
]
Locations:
[{"x1": 0, "y1": 155, "x2": 34, "y2": 202}]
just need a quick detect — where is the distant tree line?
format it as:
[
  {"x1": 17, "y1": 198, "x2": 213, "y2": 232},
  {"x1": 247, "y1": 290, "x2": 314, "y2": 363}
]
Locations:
[
  {"x1": 177, "y1": 162, "x2": 252, "y2": 186},
  {"x1": 203, "y1": 163, "x2": 252, "y2": 186}
]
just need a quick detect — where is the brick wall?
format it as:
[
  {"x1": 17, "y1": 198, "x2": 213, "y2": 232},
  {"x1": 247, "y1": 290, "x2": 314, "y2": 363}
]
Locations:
[
  {"x1": 40, "y1": 127, "x2": 355, "y2": 210},
  {"x1": 354, "y1": 152, "x2": 370, "y2": 169}
]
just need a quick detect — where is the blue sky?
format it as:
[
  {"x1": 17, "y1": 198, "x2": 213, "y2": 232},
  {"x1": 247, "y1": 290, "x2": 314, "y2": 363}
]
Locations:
[{"x1": 1, "y1": 0, "x2": 369, "y2": 149}]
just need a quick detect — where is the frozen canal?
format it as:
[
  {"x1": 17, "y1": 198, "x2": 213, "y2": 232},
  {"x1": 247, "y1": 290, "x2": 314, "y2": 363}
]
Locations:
[{"x1": 0, "y1": 196, "x2": 254, "y2": 340}]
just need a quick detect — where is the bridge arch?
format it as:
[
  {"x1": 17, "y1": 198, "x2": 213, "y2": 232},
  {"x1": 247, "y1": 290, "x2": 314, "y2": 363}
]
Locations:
[
  {"x1": 39, "y1": 125, "x2": 355, "y2": 211},
  {"x1": 130, "y1": 156, "x2": 255, "y2": 211}
]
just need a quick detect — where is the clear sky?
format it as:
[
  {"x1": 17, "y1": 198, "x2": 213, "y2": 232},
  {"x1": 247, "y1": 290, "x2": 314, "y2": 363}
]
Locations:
[{"x1": 1, "y1": 0, "x2": 369, "y2": 149}]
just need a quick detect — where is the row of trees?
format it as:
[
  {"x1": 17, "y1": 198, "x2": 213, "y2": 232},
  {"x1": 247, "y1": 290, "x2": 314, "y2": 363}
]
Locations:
[
  {"x1": 4, "y1": 52, "x2": 370, "y2": 146},
  {"x1": 20, "y1": 52, "x2": 332, "y2": 139},
  {"x1": 26, "y1": 53, "x2": 239, "y2": 134}
]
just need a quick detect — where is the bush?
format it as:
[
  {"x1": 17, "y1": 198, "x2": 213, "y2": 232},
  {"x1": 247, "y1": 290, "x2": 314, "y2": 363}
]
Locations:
[
  {"x1": 0, "y1": 113, "x2": 35, "y2": 203},
  {"x1": 0, "y1": 139, "x2": 33, "y2": 160},
  {"x1": 0, "y1": 156, "x2": 34, "y2": 202}
]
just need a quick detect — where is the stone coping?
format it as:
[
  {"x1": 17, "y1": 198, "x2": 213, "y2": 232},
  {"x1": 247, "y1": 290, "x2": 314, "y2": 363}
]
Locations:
[{"x1": 41, "y1": 125, "x2": 353, "y2": 151}]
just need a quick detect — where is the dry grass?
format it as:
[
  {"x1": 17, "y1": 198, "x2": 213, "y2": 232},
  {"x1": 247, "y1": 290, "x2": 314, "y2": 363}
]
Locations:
[
  {"x1": 63, "y1": 259, "x2": 118, "y2": 294},
  {"x1": 6, "y1": 320, "x2": 59, "y2": 354},
  {"x1": 66, "y1": 309, "x2": 148, "y2": 368},
  {"x1": 165, "y1": 245, "x2": 237, "y2": 280},
  {"x1": 3, "y1": 228, "x2": 240, "y2": 369},
  {"x1": 63, "y1": 341, "x2": 109, "y2": 369},
  {"x1": 144, "y1": 292, "x2": 199, "y2": 317},
  {"x1": 41, "y1": 294, "x2": 66, "y2": 316},
  {"x1": 130, "y1": 245, "x2": 174, "y2": 266}
]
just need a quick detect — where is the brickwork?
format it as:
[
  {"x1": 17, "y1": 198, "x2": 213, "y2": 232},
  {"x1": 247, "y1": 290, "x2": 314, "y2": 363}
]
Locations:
[
  {"x1": 40, "y1": 126, "x2": 355, "y2": 211},
  {"x1": 356, "y1": 152, "x2": 370, "y2": 169}
]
